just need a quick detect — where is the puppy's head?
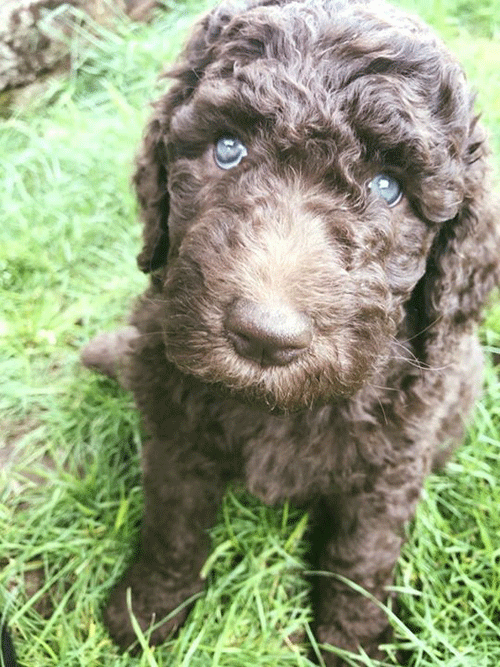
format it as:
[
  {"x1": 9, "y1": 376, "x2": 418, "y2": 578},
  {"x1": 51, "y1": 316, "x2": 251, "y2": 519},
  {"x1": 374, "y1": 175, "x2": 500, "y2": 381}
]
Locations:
[{"x1": 134, "y1": 0, "x2": 499, "y2": 411}]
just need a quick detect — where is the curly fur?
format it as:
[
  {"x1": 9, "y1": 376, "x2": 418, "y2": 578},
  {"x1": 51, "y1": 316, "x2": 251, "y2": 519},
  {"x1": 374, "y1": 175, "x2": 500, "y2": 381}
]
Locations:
[
  {"x1": 1, "y1": 624, "x2": 17, "y2": 667},
  {"x1": 83, "y1": 0, "x2": 500, "y2": 663}
]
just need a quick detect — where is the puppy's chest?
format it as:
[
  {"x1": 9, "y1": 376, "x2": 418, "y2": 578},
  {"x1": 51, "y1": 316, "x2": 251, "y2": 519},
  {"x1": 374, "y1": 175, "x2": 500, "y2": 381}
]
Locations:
[{"x1": 233, "y1": 411, "x2": 370, "y2": 505}]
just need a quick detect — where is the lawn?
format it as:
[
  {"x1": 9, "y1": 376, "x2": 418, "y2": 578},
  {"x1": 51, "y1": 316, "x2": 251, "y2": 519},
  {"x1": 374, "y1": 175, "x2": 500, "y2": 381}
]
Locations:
[{"x1": 1, "y1": 1, "x2": 499, "y2": 666}]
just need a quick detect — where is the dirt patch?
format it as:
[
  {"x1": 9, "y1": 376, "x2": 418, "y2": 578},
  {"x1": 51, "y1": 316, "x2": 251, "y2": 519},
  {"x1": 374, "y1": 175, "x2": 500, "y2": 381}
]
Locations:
[{"x1": 0, "y1": 419, "x2": 56, "y2": 493}]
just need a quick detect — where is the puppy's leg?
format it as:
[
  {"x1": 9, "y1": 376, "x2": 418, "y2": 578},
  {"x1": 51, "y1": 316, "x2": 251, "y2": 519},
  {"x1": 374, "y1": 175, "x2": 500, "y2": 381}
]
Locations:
[
  {"x1": 104, "y1": 438, "x2": 226, "y2": 649},
  {"x1": 309, "y1": 485, "x2": 419, "y2": 666}
]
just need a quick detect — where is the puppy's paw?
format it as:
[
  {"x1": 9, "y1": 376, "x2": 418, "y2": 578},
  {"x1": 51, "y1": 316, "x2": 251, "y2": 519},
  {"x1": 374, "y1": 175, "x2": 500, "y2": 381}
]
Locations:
[
  {"x1": 314, "y1": 622, "x2": 392, "y2": 666},
  {"x1": 104, "y1": 561, "x2": 203, "y2": 650}
]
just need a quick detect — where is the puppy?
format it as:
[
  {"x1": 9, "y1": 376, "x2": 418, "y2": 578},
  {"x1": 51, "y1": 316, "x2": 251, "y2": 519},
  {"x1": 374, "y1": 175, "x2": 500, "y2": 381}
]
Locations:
[{"x1": 82, "y1": 0, "x2": 500, "y2": 663}]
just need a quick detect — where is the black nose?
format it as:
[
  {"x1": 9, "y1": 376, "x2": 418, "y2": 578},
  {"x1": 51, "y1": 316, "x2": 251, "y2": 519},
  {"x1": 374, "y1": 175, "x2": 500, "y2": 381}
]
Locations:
[{"x1": 225, "y1": 298, "x2": 313, "y2": 366}]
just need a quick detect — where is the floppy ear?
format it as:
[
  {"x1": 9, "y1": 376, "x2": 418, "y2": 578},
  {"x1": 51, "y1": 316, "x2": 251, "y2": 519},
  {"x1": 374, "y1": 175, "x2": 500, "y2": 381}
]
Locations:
[
  {"x1": 134, "y1": 111, "x2": 171, "y2": 274},
  {"x1": 419, "y1": 119, "x2": 500, "y2": 337},
  {"x1": 134, "y1": 0, "x2": 255, "y2": 274}
]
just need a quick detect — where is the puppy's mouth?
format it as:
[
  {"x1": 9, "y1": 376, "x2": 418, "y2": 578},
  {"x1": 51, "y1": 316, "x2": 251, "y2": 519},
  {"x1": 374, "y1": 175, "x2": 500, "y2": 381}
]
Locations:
[
  {"x1": 162, "y1": 309, "x2": 382, "y2": 412},
  {"x1": 160, "y1": 244, "x2": 392, "y2": 410}
]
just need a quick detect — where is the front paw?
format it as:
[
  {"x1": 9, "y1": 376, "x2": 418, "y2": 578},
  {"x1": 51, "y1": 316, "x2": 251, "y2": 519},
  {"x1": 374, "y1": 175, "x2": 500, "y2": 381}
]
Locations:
[
  {"x1": 314, "y1": 621, "x2": 392, "y2": 666},
  {"x1": 104, "y1": 561, "x2": 204, "y2": 650}
]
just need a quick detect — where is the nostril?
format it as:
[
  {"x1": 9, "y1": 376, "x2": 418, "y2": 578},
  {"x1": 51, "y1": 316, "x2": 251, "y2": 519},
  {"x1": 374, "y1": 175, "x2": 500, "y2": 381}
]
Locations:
[{"x1": 225, "y1": 298, "x2": 313, "y2": 366}]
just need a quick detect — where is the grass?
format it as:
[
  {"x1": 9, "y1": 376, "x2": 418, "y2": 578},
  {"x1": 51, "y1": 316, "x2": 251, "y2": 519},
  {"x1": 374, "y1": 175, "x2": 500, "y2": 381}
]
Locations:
[{"x1": 0, "y1": 0, "x2": 499, "y2": 665}]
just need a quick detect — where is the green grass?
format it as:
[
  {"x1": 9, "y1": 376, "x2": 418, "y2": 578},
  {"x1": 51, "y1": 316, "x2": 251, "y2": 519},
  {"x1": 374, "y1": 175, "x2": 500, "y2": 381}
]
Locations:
[{"x1": 1, "y1": 1, "x2": 499, "y2": 665}]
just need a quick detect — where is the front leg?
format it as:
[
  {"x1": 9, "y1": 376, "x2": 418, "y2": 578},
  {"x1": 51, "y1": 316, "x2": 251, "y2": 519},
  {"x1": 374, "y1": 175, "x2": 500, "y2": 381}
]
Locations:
[
  {"x1": 310, "y1": 479, "x2": 422, "y2": 666},
  {"x1": 104, "y1": 438, "x2": 227, "y2": 649}
]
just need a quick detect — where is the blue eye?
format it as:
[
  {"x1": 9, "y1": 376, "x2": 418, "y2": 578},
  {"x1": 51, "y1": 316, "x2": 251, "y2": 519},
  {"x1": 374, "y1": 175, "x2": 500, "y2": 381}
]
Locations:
[
  {"x1": 369, "y1": 174, "x2": 403, "y2": 207},
  {"x1": 214, "y1": 136, "x2": 247, "y2": 170}
]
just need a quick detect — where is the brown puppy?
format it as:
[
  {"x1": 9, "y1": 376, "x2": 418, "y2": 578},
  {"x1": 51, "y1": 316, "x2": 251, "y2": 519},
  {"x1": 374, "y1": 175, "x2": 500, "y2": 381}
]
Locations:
[{"x1": 83, "y1": 0, "x2": 500, "y2": 663}]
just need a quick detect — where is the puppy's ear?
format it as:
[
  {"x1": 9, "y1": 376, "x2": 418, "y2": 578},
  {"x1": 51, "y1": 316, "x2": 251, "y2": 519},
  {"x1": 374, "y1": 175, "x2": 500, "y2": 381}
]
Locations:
[
  {"x1": 135, "y1": 111, "x2": 171, "y2": 273},
  {"x1": 135, "y1": 1, "x2": 259, "y2": 274},
  {"x1": 420, "y1": 120, "x2": 500, "y2": 333}
]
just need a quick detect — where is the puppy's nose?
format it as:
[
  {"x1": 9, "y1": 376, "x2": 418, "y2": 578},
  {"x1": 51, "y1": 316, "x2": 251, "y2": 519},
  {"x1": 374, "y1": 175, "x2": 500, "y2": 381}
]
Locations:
[{"x1": 225, "y1": 298, "x2": 312, "y2": 366}]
